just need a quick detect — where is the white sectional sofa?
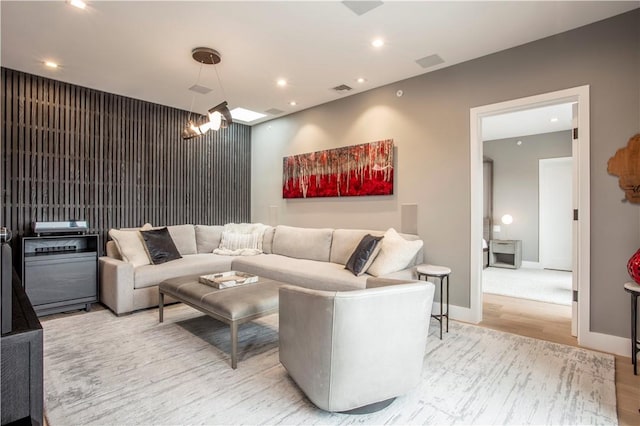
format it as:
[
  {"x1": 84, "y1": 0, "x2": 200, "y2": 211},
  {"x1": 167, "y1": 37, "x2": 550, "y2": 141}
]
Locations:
[{"x1": 99, "y1": 224, "x2": 424, "y2": 315}]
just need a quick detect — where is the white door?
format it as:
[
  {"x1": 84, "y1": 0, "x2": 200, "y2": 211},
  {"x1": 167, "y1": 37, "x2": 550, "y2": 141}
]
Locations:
[{"x1": 539, "y1": 157, "x2": 573, "y2": 271}]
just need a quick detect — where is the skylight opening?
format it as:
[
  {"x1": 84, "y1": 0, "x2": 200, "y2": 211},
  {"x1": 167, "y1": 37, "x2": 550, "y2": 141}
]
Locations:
[
  {"x1": 230, "y1": 107, "x2": 267, "y2": 122},
  {"x1": 69, "y1": 0, "x2": 87, "y2": 10}
]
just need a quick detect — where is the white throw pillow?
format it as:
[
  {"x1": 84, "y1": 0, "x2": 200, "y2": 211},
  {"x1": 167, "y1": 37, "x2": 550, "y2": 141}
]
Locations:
[
  {"x1": 108, "y1": 223, "x2": 153, "y2": 267},
  {"x1": 367, "y1": 228, "x2": 423, "y2": 277},
  {"x1": 222, "y1": 223, "x2": 269, "y2": 251},
  {"x1": 218, "y1": 231, "x2": 261, "y2": 252}
]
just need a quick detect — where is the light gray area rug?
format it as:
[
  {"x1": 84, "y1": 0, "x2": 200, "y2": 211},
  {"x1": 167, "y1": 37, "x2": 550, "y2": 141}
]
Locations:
[
  {"x1": 483, "y1": 267, "x2": 572, "y2": 306},
  {"x1": 43, "y1": 304, "x2": 616, "y2": 425}
]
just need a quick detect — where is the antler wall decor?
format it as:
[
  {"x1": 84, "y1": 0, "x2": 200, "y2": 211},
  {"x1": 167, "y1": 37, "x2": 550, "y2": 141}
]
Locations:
[{"x1": 608, "y1": 133, "x2": 640, "y2": 203}]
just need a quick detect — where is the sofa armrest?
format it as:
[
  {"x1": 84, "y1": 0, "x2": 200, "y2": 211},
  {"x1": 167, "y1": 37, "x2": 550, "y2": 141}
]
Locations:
[
  {"x1": 279, "y1": 285, "x2": 337, "y2": 409},
  {"x1": 99, "y1": 256, "x2": 135, "y2": 315}
]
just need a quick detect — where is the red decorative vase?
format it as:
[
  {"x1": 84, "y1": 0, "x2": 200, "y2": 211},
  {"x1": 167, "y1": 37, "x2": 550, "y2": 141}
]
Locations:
[{"x1": 627, "y1": 248, "x2": 640, "y2": 284}]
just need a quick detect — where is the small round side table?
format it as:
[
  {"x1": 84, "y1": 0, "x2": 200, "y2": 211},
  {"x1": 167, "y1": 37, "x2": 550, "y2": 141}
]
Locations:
[
  {"x1": 624, "y1": 281, "x2": 640, "y2": 375},
  {"x1": 417, "y1": 264, "x2": 451, "y2": 340}
]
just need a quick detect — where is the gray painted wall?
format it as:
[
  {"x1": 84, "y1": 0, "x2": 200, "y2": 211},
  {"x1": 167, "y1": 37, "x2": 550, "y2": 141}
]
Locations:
[
  {"x1": 484, "y1": 131, "x2": 572, "y2": 262},
  {"x1": 251, "y1": 10, "x2": 640, "y2": 338}
]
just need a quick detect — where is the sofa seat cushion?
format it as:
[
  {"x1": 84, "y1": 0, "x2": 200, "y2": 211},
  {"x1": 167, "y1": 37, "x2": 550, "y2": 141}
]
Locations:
[
  {"x1": 231, "y1": 254, "x2": 367, "y2": 291},
  {"x1": 134, "y1": 254, "x2": 234, "y2": 289}
]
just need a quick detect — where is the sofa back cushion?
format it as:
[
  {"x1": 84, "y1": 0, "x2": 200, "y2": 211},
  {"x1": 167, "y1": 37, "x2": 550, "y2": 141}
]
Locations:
[
  {"x1": 272, "y1": 225, "x2": 333, "y2": 262},
  {"x1": 195, "y1": 225, "x2": 224, "y2": 253},
  {"x1": 167, "y1": 224, "x2": 197, "y2": 255},
  {"x1": 106, "y1": 240, "x2": 121, "y2": 260},
  {"x1": 108, "y1": 225, "x2": 153, "y2": 267},
  {"x1": 262, "y1": 226, "x2": 275, "y2": 254},
  {"x1": 330, "y1": 229, "x2": 385, "y2": 265}
]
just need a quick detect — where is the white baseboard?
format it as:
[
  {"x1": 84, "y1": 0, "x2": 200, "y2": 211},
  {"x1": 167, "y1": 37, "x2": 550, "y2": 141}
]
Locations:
[
  {"x1": 580, "y1": 330, "x2": 630, "y2": 357},
  {"x1": 521, "y1": 261, "x2": 543, "y2": 269}
]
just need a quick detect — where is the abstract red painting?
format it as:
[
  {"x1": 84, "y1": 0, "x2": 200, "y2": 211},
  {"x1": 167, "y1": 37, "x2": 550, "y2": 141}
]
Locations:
[{"x1": 282, "y1": 139, "x2": 394, "y2": 198}]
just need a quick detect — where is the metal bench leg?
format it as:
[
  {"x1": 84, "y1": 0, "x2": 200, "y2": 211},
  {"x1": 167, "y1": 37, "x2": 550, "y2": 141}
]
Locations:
[
  {"x1": 159, "y1": 291, "x2": 164, "y2": 323},
  {"x1": 231, "y1": 321, "x2": 238, "y2": 369}
]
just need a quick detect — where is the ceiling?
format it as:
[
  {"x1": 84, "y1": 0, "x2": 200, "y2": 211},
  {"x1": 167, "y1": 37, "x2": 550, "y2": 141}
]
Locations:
[
  {"x1": 482, "y1": 103, "x2": 574, "y2": 141},
  {"x1": 1, "y1": 1, "x2": 638, "y2": 126}
]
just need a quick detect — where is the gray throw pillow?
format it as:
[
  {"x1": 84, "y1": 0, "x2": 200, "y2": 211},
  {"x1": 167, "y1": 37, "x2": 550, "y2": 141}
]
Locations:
[
  {"x1": 345, "y1": 234, "x2": 383, "y2": 276},
  {"x1": 140, "y1": 227, "x2": 182, "y2": 265}
]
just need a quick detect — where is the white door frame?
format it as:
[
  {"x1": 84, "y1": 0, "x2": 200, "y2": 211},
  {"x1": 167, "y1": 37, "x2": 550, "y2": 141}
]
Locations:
[{"x1": 469, "y1": 85, "x2": 590, "y2": 345}]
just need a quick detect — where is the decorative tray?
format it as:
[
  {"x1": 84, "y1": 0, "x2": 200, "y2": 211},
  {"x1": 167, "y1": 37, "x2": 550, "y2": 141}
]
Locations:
[{"x1": 199, "y1": 271, "x2": 259, "y2": 289}]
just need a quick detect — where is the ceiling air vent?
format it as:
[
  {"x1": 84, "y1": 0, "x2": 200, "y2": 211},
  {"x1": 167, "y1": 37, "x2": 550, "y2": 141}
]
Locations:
[
  {"x1": 189, "y1": 84, "x2": 212, "y2": 95},
  {"x1": 415, "y1": 54, "x2": 445, "y2": 69},
  {"x1": 265, "y1": 108, "x2": 284, "y2": 115},
  {"x1": 332, "y1": 84, "x2": 353, "y2": 93}
]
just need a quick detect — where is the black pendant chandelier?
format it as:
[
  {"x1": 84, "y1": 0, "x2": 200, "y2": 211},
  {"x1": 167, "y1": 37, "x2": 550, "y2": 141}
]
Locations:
[{"x1": 182, "y1": 47, "x2": 233, "y2": 140}]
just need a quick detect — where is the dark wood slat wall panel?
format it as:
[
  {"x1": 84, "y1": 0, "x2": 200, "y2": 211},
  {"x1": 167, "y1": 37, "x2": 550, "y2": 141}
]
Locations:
[{"x1": 1, "y1": 68, "x2": 251, "y2": 255}]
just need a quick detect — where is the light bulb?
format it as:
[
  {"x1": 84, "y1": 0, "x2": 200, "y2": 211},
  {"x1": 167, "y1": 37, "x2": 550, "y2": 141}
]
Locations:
[
  {"x1": 189, "y1": 123, "x2": 201, "y2": 135},
  {"x1": 208, "y1": 111, "x2": 222, "y2": 131},
  {"x1": 198, "y1": 121, "x2": 212, "y2": 133},
  {"x1": 501, "y1": 214, "x2": 513, "y2": 225}
]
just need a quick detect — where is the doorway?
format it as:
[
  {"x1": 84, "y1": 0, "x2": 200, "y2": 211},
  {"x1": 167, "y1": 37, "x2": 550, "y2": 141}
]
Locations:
[
  {"x1": 469, "y1": 86, "x2": 590, "y2": 346},
  {"x1": 481, "y1": 109, "x2": 574, "y2": 335}
]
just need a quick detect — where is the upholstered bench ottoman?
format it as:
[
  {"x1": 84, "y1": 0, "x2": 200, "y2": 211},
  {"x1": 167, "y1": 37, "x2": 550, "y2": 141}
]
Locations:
[{"x1": 158, "y1": 274, "x2": 283, "y2": 369}]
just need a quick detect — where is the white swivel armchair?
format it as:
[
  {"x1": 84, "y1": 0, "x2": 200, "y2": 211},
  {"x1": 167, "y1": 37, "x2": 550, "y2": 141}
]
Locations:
[{"x1": 279, "y1": 277, "x2": 435, "y2": 413}]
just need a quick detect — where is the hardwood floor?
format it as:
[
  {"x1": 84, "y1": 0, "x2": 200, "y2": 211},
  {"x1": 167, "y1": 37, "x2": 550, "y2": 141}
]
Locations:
[{"x1": 481, "y1": 293, "x2": 640, "y2": 426}]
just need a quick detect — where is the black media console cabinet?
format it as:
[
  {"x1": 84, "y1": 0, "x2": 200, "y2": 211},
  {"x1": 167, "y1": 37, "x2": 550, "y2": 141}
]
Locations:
[
  {"x1": 1, "y1": 270, "x2": 43, "y2": 426},
  {"x1": 22, "y1": 234, "x2": 98, "y2": 316}
]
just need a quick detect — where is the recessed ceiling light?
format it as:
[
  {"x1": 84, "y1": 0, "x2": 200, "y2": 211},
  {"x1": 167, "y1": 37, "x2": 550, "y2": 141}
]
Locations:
[
  {"x1": 289, "y1": 101, "x2": 297, "y2": 106},
  {"x1": 230, "y1": 107, "x2": 266, "y2": 123},
  {"x1": 550, "y1": 117, "x2": 559, "y2": 122},
  {"x1": 356, "y1": 77, "x2": 366, "y2": 84},
  {"x1": 68, "y1": 0, "x2": 87, "y2": 9},
  {"x1": 371, "y1": 38, "x2": 384, "y2": 48},
  {"x1": 277, "y1": 79, "x2": 287, "y2": 87},
  {"x1": 44, "y1": 61, "x2": 59, "y2": 69}
]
